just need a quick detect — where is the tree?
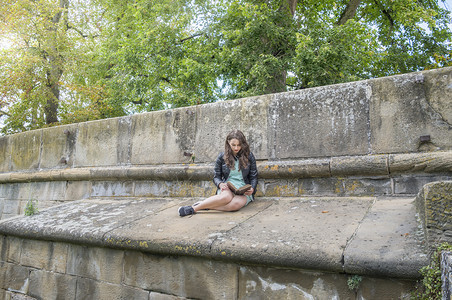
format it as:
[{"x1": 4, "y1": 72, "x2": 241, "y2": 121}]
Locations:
[
  {"x1": 292, "y1": 0, "x2": 452, "y2": 87},
  {"x1": 214, "y1": 0, "x2": 452, "y2": 90},
  {"x1": 210, "y1": 0, "x2": 298, "y2": 98},
  {"x1": 0, "y1": 0, "x2": 450, "y2": 134},
  {"x1": 0, "y1": 0, "x2": 119, "y2": 134},
  {"x1": 0, "y1": 0, "x2": 69, "y2": 133},
  {"x1": 92, "y1": 0, "x2": 221, "y2": 113}
]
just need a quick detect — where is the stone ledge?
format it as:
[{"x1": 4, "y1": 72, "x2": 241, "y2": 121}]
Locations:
[
  {"x1": 0, "y1": 151, "x2": 450, "y2": 184},
  {"x1": 0, "y1": 196, "x2": 428, "y2": 279}
]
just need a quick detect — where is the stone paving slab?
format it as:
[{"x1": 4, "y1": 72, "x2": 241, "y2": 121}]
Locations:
[
  {"x1": 209, "y1": 197, "x2": 372, "y2": 272},
  {"x1": 104, "y1": 199, "x2": 273, "y2": 255},
  {"x1": 0, "y1": 196, "x2": 428, "y2": 279},
  {"x1": 344, "y1": 197, "x2": 428, "y2": 278}
]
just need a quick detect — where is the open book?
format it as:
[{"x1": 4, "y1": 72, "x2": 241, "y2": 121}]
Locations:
[{"x1": 226, "y1": 182, "x2": 252, "y2": 195}]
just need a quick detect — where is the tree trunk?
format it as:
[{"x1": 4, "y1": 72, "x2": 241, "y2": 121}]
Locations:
[
  {"x1": 45, "y1": 0, "x2": 69, "y2": 124},
  {"x1": 264, "y1": 0, "x2": 297, "y2": 94}
]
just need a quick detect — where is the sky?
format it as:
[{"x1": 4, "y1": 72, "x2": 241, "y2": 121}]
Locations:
[{"x1": 446, "y1": 0, "x2": 452, "y2": 10}]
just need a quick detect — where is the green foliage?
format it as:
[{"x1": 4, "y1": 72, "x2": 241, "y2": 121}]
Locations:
[
  {"x1": 24, "y1": 198, "x2": 39, "y2": 216},
  {"x1": 95, "y1": 0, "x2": 220, "y2": 112},
  {"x1": 213, "y1": 0, "x2": 298, "y2": 97},
  {"x1": 0, "y1": 0, "x2": 451, "y2": 134},
  {"x1": 294, "y1": 20, "x2": 376, "y2": 88},
  {"x1": 347, "y1": 275, "x2": 363, "y2": 292},
  {"x1": 411, "y1": 243, "x2": 452, "y2": 300}
]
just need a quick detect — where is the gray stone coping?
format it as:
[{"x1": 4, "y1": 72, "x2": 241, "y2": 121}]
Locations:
[
  {"x1": 0, "y1": 151, "x2": 450, "y2": 183},
  {"x1": 0, "y1": 196, "x2": 428, "y2": 279}
]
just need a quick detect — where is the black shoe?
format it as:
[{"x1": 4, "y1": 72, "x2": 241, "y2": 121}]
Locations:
[
  {"x1": 178, "y1": 206, "x2": 195, "y2": 217},
  {"x1": 193, "y1": 202, "x2": 209, "y2": 211}
]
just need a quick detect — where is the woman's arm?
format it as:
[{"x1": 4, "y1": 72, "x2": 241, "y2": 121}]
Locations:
[
  {"x1": 213, "y1": 152, "x2": 225, "y2": 188},
  {"x1": 248, "y1": 152, "x2": 258, "y2": 192}
]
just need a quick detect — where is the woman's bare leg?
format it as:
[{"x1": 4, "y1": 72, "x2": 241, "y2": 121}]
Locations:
[
  {"x1": 212, "y1": 195, "x2": 247, "y2": 211},
  {"x1": 193, "y1": 190, "x2": 235, "y2": 212}
]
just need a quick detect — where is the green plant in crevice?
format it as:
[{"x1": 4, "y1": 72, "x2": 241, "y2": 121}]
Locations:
[
  {"x1": 411, "y1": 243, "x2": 452, "y2": 300},
  {"x1": 347, "y1": 275, "x2": 362, "y2": 292},
  {"x1": 24, "y1": 198, "x2": 39, "y2": 216}
]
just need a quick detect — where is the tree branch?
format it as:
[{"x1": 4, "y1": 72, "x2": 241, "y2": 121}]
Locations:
[
  {"x1": 337, "y1": 0, "x2": 362, "y2": 25},
  {"x1": 179, "y1": 33, "x2": 203, "y2": 43},
  {"x1": 67, "y1": 24, "x2": 100, "y2": 38},
  {"x1": 373, "y1": 0, "x2": 395, "y2": 28},
  {"x1": 0, "y1": 110, "x2": 10, "y2": 117}
]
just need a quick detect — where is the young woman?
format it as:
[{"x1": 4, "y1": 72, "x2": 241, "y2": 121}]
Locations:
[{"x1": 178, "y1": 129, "x2": 258, "y2": 217}]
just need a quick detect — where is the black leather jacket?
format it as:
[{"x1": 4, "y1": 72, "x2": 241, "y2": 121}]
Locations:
[{"x1": 213, "y1": 152, "x2": 258, "y2": 196}]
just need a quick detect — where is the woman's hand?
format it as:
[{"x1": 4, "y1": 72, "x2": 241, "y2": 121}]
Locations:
[
  {"x1": 244, "y1": 187, "x2": 254, "y2": 196},
  {"x1": 219, "y1": 183, "x2": 229, "y2": 191}
]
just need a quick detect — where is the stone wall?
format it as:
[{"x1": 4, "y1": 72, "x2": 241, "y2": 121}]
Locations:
[
  {"x1": 0, "y1": 235, "x2": 416, "y2": 299},
  {"x1": 0, "y1": 68, "x2": 451, "y2": 299},
  {"x1": 1, "y1": 68, "x2": 451, "y2": 171},
  {"x1": 0, "y1": 67, "x2": 451, "y2": 219}
]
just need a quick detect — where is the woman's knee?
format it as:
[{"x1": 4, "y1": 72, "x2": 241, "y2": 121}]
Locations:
[
  {"x1": 229, "y1": 199, "x2": 246, "y2": 211},
  {"x1": 218, "y1": 192, "x2": 233, "y2": 203}
]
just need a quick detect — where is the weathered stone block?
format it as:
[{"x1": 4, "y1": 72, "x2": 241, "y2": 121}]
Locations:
[
  {"x1": 0, "y1": 136, "x2": 10, "y2": 173},
  {"x1": 0, "y1": 184, "x2": 14, "y2": 198},
  {"x1": 241, "y1": 95, "x2": 271, "y2": 160},
  {"x1": 75, "y1": 277, "x2": 149, "y2": 300},
  {"x1": 370, "y1": 71, "x2": 452, "y2": 153},
  {"x1": 394, "y1": 175, "x2": 449, "y2": 195},
  {"x1": 334, "y1": 177, "x2": 392, "y2": 196},
  {"x1": 298, "y1": 177, "x2": 392, "y2": 196},
  {"x1": 3, "y1": 200, "x2": 19, "y2": 216},
  {"x1": 357, "y1": 276, "x2": 415, "y2": 299},
  {"x1": 344, "y1": 198, "x2": 428, "y2": 278},
  {"x1": 261, "y1": 179, "x2": 299, "y2": 197},
  {"x1": 131, "y1": 108, "x2": 196, "y2": 165},
  {"x1": 10, "y1": 130, "x2": 41, "y2": 171},
  {"x1": 4, "y1": 290, "x2": 37, "y2": 300},
  {"x1": 416, "y1": 181, "x2": 452, "y2": 250},
  {"x1": 29, "y1": 269, "x2": 76, "y2": 300},
  {"x1": 269, "y1": 82, "x2": 370, "y2": 159},
  {"x1": 5, "y1": 237, "x2": 22, "y2": 264},
  {"x1": 134, "y1": 180, "x2": 216, "y2": 198},
  {"x1": 123, "y1": 251, "x2": 238, "y2": 299},
  {"x1": 20, "y1": 240, "x2": 67, "y2": 273},
  {"x1": 194, "y1": 100, "x2": 242, "y2": 162},
  {"x1": 389, "y1": 151, "x2": 452, "y2": 174},
  {"x1": 74, "y1": 118, "x2": 120, "y2": 167},
  {"x1": 65, "y1": 181, "x2": 91, "y2": 201},
  {"x1": 30, "y1": 182, "x2": 66, "y2": 201},
  {"x1": 67, "y1": 244, "x2": 124, "y2": 284},
  {"x1": 9, "y1": 183, "x2": 32, "y2": 200},
  {"x1": 0, "y1": 262, "x2": 29, "y2": 293},
  {"x1": 117, "y1": 116, "x2": 132, "y2": 165},
  {"x1": 238, "y1": 266, "x2": 353, "y2": 299},
  {"x1": 91, "y1": 181, "x2": 133, "y2": 197},
  {"x1": 331, "y1": 155, "x2": 388, "y2": 176},
  {"x1": 258, "y1": 159, "x2": 331, "y2": 179},
  {"x1": 423, "y1": 67, "x2": 452, "y2": 129},
  {"x1": 298, "y1": 177, "x2": 342, "y2": 196},
  {"x1": 40, "y1": 124, "x2": 78, "y2": 169}
]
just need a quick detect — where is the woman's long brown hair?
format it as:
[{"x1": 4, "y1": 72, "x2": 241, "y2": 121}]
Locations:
[{"x1": 223, "y1": 129, "x2": 250, "y2": 170}]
